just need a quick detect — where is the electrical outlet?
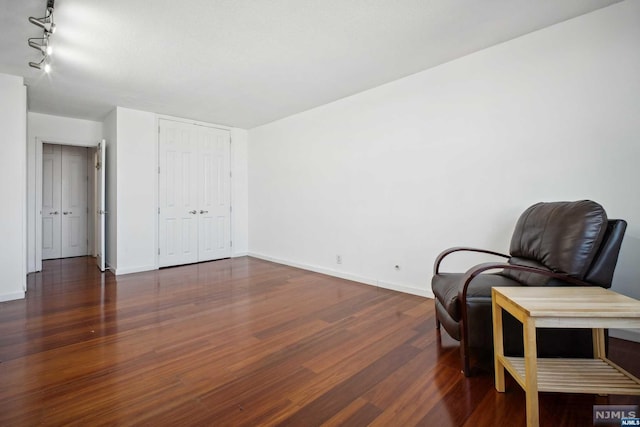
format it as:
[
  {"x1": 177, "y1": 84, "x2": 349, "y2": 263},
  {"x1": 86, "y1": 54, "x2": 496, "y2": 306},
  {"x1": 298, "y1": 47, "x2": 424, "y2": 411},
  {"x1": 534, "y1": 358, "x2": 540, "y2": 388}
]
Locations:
[{"x1": 336, "y1": 255, "x2": 342, "y2": 264}]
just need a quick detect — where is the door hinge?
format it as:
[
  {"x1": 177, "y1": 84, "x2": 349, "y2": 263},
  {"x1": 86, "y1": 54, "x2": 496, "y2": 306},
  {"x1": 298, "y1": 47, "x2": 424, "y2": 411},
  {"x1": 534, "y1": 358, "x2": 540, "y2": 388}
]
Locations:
[
  {"x1": 158, "y1": 207, "x2": 160, "y2": 214},
  {"x1": 158, "y1": 166, "x2": 160, "y2": 174},
  {"x1": 230, "y1": 241, "x2": 233, "y2": 247},
  {"x1": 230, "y1": 206, "x2": 232, "y2": 213},
  {"x1": 158, "y1": 248, "x2": 160, "y2": 255}
]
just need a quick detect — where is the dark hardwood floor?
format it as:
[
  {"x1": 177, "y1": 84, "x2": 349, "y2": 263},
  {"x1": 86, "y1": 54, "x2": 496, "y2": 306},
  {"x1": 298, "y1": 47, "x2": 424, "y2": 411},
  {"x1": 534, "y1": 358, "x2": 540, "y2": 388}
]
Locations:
[{"x1": 0, "y1": 257, "x2": 638, "y2": 426}]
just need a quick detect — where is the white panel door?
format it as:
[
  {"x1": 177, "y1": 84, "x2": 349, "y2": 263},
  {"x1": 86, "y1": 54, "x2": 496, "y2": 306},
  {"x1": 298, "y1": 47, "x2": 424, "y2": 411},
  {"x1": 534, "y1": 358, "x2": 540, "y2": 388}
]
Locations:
[
  {"x1": 158, "y1": 120, "x2": 199, "y2": 267},
  {"x1": 42, "y1": 144, "x2": 88, "y2": 260},
  {"x1": 95, "y1": 141, "x2": 106, "y2": 271},
  {"x1": 198, "y1": 127, "x2": 231, "y2": 262},
  {"x1": 42, "y1": 144, "x2": 62, "y2": 260},
  {"x1": 158, "y1": 120, "x2": 231, "y2": 267},
  {"x1": 61, "y1": 146, "x2": 88, "y2": 257}
]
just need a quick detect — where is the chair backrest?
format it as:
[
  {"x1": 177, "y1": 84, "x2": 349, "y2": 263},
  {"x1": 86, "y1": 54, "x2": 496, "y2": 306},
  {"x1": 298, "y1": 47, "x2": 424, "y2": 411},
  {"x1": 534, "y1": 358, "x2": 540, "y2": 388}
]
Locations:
[
  {"x1": 503, "y1": 200, "x2": 625, "y2": 287},
  {"x1": 583, "y1": 219, "x2": 627, "y2": 288}
]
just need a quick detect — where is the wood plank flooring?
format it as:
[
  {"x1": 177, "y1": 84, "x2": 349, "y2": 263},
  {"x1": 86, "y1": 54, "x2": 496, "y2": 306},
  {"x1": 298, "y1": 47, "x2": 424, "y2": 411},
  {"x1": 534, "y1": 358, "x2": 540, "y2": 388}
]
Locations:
[{"x1": 1, "y1": 256, "x2": 638, "y2": 426}]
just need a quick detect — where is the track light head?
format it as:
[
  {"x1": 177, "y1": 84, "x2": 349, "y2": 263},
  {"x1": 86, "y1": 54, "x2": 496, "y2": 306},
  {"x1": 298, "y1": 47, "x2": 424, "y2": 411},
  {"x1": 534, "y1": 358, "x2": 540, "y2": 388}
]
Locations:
[
  {"x1": 29, "y1": 16, "x2": 56, "y2": 34},
  {"x1": 29, "y1": 60, "x2": 43, "y2": 70},
  {"x1": 28, "y1": 37, "x2": 52, "y2": 55},
  {"x1": 28, "y1": 57, "x2": 51, "y2": 73}
]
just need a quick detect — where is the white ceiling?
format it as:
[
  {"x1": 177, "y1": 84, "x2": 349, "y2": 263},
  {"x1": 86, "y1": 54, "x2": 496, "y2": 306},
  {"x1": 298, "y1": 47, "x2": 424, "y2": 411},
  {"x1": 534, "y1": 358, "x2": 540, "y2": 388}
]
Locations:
[{"x1": 0, "y1": 0, "x2": 622, "y2": 128}]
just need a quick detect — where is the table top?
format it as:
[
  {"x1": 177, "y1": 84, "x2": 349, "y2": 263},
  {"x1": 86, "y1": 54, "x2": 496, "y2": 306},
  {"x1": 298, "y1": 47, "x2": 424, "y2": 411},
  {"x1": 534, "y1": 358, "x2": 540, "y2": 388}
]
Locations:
[{"x1": 492, "y1": 286, "x2": 640, "y2": 318}]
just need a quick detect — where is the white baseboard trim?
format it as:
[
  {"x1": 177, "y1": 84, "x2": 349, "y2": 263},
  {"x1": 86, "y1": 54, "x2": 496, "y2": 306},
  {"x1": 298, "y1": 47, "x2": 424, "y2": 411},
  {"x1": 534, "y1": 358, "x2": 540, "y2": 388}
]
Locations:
[
  {"x1": 113, "y1": 256, "x2": 248, "y2": 275},
  {"x1": 248, "y1": 252, "x2": 432, "y2": 298},
  {"x1": 609, "y1": 328, "x2": 640, "y2": 343},
  {"x1": 115, "y1": 265, "x2": 157, "y2": 276},
  {"x1": 0, "y1": 291, "x2": 26, "y2": 302},
  {"x1": 249, "y1": 252, "x2": 377, "y2": 286},
  {"x1": 377, "y1": 280, "x2": 433, "y2": 298}
]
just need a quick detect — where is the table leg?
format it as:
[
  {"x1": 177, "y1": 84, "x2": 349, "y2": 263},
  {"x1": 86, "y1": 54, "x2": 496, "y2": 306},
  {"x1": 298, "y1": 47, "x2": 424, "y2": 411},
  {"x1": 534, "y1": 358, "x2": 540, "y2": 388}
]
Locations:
[
  {"x1": 592, "y1": 328, "x2": 606, "y2": 359},
  {"x1": 523, "y1": 318, "x2": 539, "y2": 427},
  {"x1": 492, "y1": 291, "x2": 505, "y2": 392}
]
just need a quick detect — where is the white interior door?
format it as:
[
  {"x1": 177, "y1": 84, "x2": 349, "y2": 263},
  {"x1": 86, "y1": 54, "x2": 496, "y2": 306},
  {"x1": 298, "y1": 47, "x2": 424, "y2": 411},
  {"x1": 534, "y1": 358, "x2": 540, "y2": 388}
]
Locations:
[
  {"x1": 158, "y1": 120, "x2": 199, "y2": 267},
  {"x1": 42, "y1": 144, "x2": 88, "y2": 260},
  {"x1": 158, "y1": 120, "x2": 231, "y2": 267},
  {"x1": 198, "y1": 127, "x2": 231, "y2": 262},
  {"x1": 42, "y1": 144, "x2": 62, "y2": 260},
  {"x1": 61, "y1": 146, "x2": 88, "y2": 258},
  {"x1": 95, "y1": 140, "x2": 106, "y2": 271}
]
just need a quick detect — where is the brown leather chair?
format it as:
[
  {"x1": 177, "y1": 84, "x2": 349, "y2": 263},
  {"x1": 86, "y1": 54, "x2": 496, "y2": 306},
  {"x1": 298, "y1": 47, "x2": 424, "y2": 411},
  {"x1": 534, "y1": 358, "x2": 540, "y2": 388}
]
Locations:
[{"x1": 431, "y1": 200, "x2": 627, "y2": 376}]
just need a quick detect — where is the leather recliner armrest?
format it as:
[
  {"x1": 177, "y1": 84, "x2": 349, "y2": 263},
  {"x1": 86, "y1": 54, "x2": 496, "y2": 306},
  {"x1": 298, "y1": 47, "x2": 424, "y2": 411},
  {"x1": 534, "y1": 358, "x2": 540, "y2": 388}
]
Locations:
[{"x1": 433, "y1": 247, "x2": 509, "y2": 275}]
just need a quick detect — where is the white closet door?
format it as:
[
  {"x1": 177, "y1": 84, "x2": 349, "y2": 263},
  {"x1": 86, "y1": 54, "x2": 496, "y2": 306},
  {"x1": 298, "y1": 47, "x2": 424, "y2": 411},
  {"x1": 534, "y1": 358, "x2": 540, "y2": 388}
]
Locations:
[
  {"x1": 158, "y1": 120, "x2": 231, "y2": 267},
  {"x1": 158, "y1": 120, "x2": 200, "y2": 267},
  {"x1": 198, "y1": 126, "x2": 231, "y2": 262},
  {"x1": 42, "y1": 144, "x2": 88, "y2": 260},
  {"x1": 42, "y1": 144, "x2": 62, "y2": 260},
  {"x1": 61, "y1": 146, "x2": 88, "y2": 257}
]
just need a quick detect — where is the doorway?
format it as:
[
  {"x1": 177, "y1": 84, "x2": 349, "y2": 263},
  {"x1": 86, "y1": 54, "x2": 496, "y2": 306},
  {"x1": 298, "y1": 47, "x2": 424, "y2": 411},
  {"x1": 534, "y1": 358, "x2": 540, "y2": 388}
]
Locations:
[{"x1": 35, "y1": 140, "x2": 106, "y2": 272}]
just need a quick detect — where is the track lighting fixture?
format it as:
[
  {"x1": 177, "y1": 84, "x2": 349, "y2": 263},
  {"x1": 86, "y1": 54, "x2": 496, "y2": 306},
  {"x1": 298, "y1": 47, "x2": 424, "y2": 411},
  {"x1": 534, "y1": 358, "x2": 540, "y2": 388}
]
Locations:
[{"x1": 28, "y1": 0, "x2": 55, "y2": 72}]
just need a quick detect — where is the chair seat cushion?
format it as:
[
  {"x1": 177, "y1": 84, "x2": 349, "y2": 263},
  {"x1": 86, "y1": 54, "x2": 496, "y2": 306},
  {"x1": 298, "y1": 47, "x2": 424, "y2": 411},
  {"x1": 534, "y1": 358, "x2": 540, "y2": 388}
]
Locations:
[{"x1": 431, "y1": 272, "x2": 521, "y2": 321}]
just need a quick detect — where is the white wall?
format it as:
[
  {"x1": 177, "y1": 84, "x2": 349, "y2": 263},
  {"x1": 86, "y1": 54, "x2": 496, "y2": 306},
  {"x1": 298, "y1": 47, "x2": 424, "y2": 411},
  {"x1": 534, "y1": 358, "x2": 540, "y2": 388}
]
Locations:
[
  {"x1": 26, "y1": 112, "x2": 103, "y2": 272},
  {"x1": 248, "y1": 0, "x2": 640, "y2": 303},
  {"x1": 0, "y1": 73, "x2": 27, "y2": 302},
  {"x1": 114, "y1": 107, "x2": 157, "y2": 274},
  {"x1": 231, "y1": 128, "x2": 249, "y2": 255}
]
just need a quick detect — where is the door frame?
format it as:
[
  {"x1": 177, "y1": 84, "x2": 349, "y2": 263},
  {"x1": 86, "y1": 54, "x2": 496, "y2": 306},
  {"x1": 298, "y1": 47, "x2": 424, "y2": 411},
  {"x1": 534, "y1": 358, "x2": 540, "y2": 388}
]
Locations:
[
  {"x1": 156, "y1": 117, "x2": 233, "y2": 268},
  {"x1": 35, "y1": 138, "x2": 100, "y2": 271}
]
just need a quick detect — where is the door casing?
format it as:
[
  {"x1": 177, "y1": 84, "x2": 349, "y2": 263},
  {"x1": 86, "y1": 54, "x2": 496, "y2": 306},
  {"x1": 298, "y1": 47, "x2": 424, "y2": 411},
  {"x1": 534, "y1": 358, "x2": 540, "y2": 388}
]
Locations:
[{"x1": 35, "y1": 138, "x2": 101, "y2": 271}]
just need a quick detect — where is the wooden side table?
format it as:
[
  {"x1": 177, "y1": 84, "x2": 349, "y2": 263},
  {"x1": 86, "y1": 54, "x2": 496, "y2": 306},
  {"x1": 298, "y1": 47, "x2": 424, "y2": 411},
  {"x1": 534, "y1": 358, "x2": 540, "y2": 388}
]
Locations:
[{"x1": 492, "y1": 286, "x2": 640, "y2": 427}]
